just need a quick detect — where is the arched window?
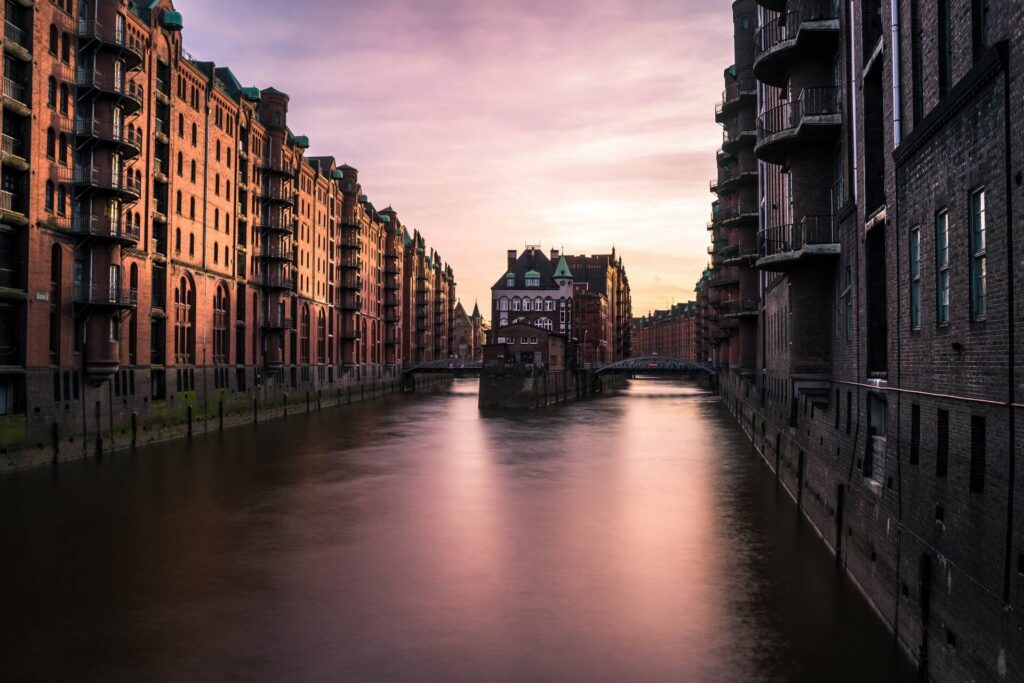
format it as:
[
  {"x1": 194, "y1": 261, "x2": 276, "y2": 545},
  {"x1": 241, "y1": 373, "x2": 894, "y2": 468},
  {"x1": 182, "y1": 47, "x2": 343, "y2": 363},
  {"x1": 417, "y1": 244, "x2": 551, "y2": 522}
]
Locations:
[
  {"x1": 536, "y1": 317, "x2": 553, "y2": 331},
  {"x1": 191, "y1": 122, "x2": 197, "y2": 146},
  {"x1": 49, "y1": 245, "x2": 61, "y2": 364},
  {"x1": 47, "y1": 77, "x2": 56, "y2": 107},
  {"x1": 190, "y1": 159, "x2": 196, "y2": 182},
  {"x1": 499, "y1": 298, "x2": 508, "y2": 311},
  {"x1": 56, "y1": 186, "x2": 67, "y2": 215},
  {"x1": 214, "y1": 208, "x2": 219, "y2": 230},
  {"x1": 300, "y1": 305, "x2": 310, "y2": 364},
  {"x1": 174, "y1": 276, "x2": 196, "y2": 364},
  {"x1": 46, "y1": 128, "x2": 56, "y2": 158},
  {"x1": 128, "y1": 264, "x2": 138, "y2": 364},
  {"x1": 49, "y1": 25, "x2": 58, "y2": 54},
  {"x1": 523, "y1": 299, "x2": 532, "y2": 312},
  {"x1": 189, "y1": 196, "x2": 196, "y2": 219},
  {"x1": 61, "y1": 33, "x2": 71, "y2": 63},
  {"x1": 177, "y1": 152, "x2": 183, "y2": 176},
  {"x1": 59, "y1": 84, "x2": 69, "y2": 114},
  {"x1": 178, "y1": 113, "x2": 185, "y2": 138},
  {"x1": 213, "y1": 243, "x2": 219, "y2": 264},
  {"x1": 58, "y1": 133, "x2": 68, "y2": 165},
  {"x1": 213, "y1": 284, "x2": 229, "y2": 365},
  {"x1": 317, "y1": 310, "x2": 326, "y2": 364},
  {"x1": 225, "y1": 181, "x2": 231, "y2": 200},
  {"x1": 45, "y1": 182, "x2": 55, "y2": 212},
  {"x1": 214, "y1": 174, "x2": 220, "y2": 196},
  {"x1": 176, "y1": 191, "x2": 182, "y2": 214},
  {"x1": 215, "y1": 139, "x2": 221, "y2": 160},
  {"x1": 188, "y1": 233, "x2": 195, "y2": 256},
  {"x1": 512, "y1": 298, "x2": 521, "y2": 311},
  {"x1": 175, "y1": 228, "x2": 181, "y2": 253}
]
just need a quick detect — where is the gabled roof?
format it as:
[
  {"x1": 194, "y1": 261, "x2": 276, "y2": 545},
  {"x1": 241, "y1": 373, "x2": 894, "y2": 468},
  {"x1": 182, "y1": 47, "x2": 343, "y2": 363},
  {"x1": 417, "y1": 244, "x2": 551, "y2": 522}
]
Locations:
[{"x1": 492, "y1": 248, "x2": 566, "y2": 290}]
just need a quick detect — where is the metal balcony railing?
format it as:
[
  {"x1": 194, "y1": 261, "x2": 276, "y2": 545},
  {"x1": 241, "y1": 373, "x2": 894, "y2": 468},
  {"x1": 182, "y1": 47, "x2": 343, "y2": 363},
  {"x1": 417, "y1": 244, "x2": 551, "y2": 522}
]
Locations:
[
  {"x1": 757, "y1": 86, "x2": 841, "y2": 139},
  {"x1": 4, "y1": 21, "x2": 28, "y2": 49},
  {"x1": 3, "y1": 77, "x2": 27, "y2": 105},
  {"x1": 1, "y1": 134, "x2": 24, "y2": 159},
  {"x1": 74, "y1": 167, "x2": 142, "y2": 197},
  {"x1": 758, "y1": 215, "x2": 838, "y2": 257},
  {"x1": 72, "y1": 215, "x2": 140, "y2": 241},
  {"x1": 260, "y1": 313, "x2": 292, "y2": 329},
  {"x1": 0, "y1": 190, "x2": 20, "y2": 214},
  {"x1": 73, "y1": 284, "x2": 138, "y2": 306},
  {"x1": 754, "y1": 0, "x2": 840, "y2": 58},
  {"x1": 0, "y1": 266, "x2": 20, "y2": 290}
]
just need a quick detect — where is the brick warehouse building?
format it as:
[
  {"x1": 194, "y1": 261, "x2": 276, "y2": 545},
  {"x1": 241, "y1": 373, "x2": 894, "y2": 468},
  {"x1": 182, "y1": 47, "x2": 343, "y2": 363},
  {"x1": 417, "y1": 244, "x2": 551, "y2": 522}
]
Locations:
[
  {"x1": 0, "y1": 0, "x2": 457, "y2": 458},
  {"x1": 630, "y1": 302, "x2": 699, "y2": 361},
  {"x1": 703, "y1": 0, "x2": 1023, "y2": 679},
  {"x1": 489, "y1": 247, "x2": 632, "y2": 367}
]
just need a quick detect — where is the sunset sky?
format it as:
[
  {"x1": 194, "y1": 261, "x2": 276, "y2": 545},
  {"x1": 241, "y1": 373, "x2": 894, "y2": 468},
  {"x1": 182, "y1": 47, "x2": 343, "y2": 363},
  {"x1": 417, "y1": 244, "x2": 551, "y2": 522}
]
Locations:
[{"x1": 175, "y1": 0, "x2": 732, "y2": 316}]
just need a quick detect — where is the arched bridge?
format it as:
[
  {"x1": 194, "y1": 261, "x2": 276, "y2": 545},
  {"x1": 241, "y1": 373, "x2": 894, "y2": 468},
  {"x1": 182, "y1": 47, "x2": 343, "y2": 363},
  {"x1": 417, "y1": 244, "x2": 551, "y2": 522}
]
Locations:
[
  {"x1": 594, "y1": 356, "x2": 716, "y2": 375},
  {"x1": 405, "y1": 359, "x2": 482, "y2": 375}
]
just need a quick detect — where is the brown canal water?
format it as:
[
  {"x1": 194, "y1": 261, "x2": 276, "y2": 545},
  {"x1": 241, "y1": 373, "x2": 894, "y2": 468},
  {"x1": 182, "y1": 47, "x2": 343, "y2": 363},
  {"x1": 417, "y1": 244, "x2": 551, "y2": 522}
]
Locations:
[{"x1": 0, "y1": 378, "x2": 914, "y2": 681}]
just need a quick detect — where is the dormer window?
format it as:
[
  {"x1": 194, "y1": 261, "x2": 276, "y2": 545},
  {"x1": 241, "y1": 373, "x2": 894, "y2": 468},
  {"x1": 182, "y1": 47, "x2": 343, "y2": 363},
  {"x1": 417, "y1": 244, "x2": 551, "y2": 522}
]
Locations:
[
  {"x1": 505, "y1": 272, "x2": 515, "y2": 287},
  {"x1": 525, "y1": 270, "x2": 540, "y2": 287}
]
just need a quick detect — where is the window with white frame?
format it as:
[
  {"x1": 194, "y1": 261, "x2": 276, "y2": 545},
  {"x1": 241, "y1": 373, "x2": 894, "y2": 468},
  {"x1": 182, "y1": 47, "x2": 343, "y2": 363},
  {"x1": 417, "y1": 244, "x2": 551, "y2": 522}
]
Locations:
[
  {"x1": 936, "y1": 210, "x2": 950, "y2": 324},
  {"x1": 969, "y1": 189, "x2": 986, "y2": 320}
]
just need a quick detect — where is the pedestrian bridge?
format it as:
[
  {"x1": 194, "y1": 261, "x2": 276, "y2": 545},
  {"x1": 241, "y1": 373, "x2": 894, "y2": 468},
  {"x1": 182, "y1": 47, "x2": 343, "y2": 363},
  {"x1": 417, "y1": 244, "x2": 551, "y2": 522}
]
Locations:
[
  {"x1": 405, "y1": 359, "x2": 482, "y2": 375},
  {"x1": 594, "y1": 356, "x2": 716, "y2": 376}
]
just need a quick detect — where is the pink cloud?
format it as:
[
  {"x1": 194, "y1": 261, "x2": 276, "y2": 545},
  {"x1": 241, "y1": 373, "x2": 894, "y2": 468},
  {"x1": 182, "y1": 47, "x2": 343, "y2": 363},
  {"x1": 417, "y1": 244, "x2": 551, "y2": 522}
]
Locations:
[{"x1": 173, "y1": 0, "x2": 731, "y2": 315}]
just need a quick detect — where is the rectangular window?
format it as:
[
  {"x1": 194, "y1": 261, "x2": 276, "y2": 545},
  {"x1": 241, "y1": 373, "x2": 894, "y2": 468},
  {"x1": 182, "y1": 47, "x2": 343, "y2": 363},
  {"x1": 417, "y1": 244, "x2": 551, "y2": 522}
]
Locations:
[
  {"x1": 938, "y1": 0, "x2": 953, "y2": 97},
  {"x1": 910, "y1": 404, "x2": 920, "y2": 464},
  {"x1": 909, "y1": 226, "x2": 921, "y2": 328},
  {"x1": 936, "y1": 409, "x2": 949, "y2": 477},
  {"x1": 935, "y1": 211, "x2": 950, "y2": 324},
  {"x1": 972, "y1": 0, "x2": 990, "y2": 61},
  {"x1": 844, "y1": 267, "x2": 852, "y2": 340},
  {"x1": 970, "y1": 189, "x2": 987, "y2": 320},
  {"x1": 846, "y1": 391, "x2": 852, "y2": 435},
  {"x1": 970, "y1": 415, "x2": 986, "y2": 492},
  {"x1": 834, "y1": 274, "x2": 841, "y2": 339}
]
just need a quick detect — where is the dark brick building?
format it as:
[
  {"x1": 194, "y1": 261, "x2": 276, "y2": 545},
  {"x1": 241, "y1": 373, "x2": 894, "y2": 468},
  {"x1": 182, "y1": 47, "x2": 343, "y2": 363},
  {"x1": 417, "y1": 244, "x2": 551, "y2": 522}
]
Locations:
[
  {"x1": 703, "y1": 0, "x2": 1023, "y2": 679},
  {"x1": 631, "y1": 302, "x2": 699, "y2": 361},
  {"x1": 0, "y1": 0, "x2": 457, "y2": 463}
]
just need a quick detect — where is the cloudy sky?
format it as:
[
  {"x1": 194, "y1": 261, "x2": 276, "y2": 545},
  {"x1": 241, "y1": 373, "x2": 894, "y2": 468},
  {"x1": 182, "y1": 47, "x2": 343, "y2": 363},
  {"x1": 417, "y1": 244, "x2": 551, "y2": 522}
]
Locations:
[{"x1": 175, "y1": 0, "x2": 731, "y2": 315}]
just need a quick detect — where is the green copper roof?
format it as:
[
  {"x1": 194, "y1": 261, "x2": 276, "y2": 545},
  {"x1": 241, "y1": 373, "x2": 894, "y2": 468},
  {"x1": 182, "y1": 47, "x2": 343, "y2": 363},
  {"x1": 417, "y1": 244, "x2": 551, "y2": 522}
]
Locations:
[
  {"x1": 726, "y1": 64, "x2": 737, "y2": 78},
  {"x1": 294, "y1": 135, "x2": 309, "y2": 149},
  {"x1": 161, "y1": 10, "x2": 183, "y2": 30},
  {"x1": 358, "y1": 194, "x2": 368, "y2": 202},
  {"x1": 525, "y1": 269, "x2": 540, "y2": 278},
  {"x1": 241, "y1": 87, "x2": 261, "y2": 102},
  {"x1": 380, "y1": 215, "x2": 391, "y2": 223},
  {"x1": 331, "y1": 169, "x2": 344, "y2": 179},
  {"x1": 553, "y1": 256, "x2": 572, "y2": 278}
]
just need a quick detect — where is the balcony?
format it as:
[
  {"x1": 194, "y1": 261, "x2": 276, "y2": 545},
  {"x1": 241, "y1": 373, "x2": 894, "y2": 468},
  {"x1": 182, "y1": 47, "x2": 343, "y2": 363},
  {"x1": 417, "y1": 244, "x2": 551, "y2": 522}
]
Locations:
[
  {"x1": 719, "y1": 199, "x2": 759, "y2": 227},
  {"x1": 3, "y1": 21, "x2": 31, "y2": 62},
  {"x1": 154, "y1": 118, "x2": 169, "y2": 144},
  {"x1": 74, "y1": 117, "x2": 142, "y2": 158},
  {"x1": 154, "y1": 77, "x2": 170, "y2": 104},
  {"x1": 2, "y1": 77, "x2": 30, "y2": 116},
  {"x1": 340, "y1": 255, "x2": 362, "y2": 270},
  {"x1": 73, "y1": 284, "x2": 138, "y2": 309},
  {"x1": 714, "y1": 80, "x2": 756, "y2": 123},
  {"x1": 717, "y1": 162, "x2": 758, "y2": 194},
  {"x1": 262, "y1": 185, "x2": 294, "y2": 206},
  {"x1": 258, "y1": 213, "x2": 293, "y2": 234},
  {"x1": 340, "y1": 273, "x2": 361, "y2": 290},
  {"x1": 1, "y1": 134, "x2": 28, "y2": 171},
  {"x1": 754, "y1": 1, "x2": 841, "y2": 87},
  {"x1": 257, "y1": 241, "x2": 294, "y2": 262},
  {"x1": 755, "y1": 86, "x2": 841, "y2": 164},
  {"x1": 153, "y1": 157, "x2": 168, "y2": 184},
  {"x1": 262, "y1": 271, "x2": 295, "y2": 291},
  {"x1": 723, "y1": 298, "x2": 759, "y2": 318},
  {"x1": 721, "y1": 126, "x2": 755, "y2": 154},
  {"x1": 260, "y1": 313, "x2": 292, "y2": 330},
  {"x1": 757, "y1": 215, "x2": 839, "y2": 270},
  {"x1": 709, "y1": 274, "x2": 739, "y2": 289},
  {"x1": 74, "y1": 167, "x2": 142, "y2": 201},
  {"x1": 723, "y1": 243, "x2": 759, "y2": 266},
  {"x1": 264, "y1": 155, "x2": 293, "y2": 177},
  {"x1": 72, "y1": 215, "x2": 141, "y2": 246},
  {"x1": 0, "y1": 190, "x2": 26, "y2": 225},
  {"x1": 77, "y1": 19, "x2": 145, "y2": 69},
  {"x1": 75, "y1": 69, "x2": 144, "y2": 113}
]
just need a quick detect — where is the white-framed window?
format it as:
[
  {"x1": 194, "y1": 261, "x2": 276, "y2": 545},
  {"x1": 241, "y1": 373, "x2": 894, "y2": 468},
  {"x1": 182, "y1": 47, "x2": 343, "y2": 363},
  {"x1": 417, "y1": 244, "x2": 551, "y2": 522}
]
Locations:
[
  {"x1": 523, "y1": 299, "x2": 532, "y2": 311},
  {"x1": 970, "y1": 188, "x2": 986, "y2": 320},
  {"x1": 506, "y1": 275, "x2": 514, "y2": 287},
  {"x1": 499, "y1": 298, "x2": 508, "y2": 311},
  {"x1": 499, "y1": 318, "x2": 508, "y2": 327},
  {"x1": 909, "y1": 226, "x2": 921, "y2": 329},
  {"x1": 936, "y1": 210, "x2": 950, "y2": 325},
  {"x1": 530, "y1": 337, "x2": 538, "y2": 344},
  {"x1": 526, "y1": 274, "x2": 540, "y2": 287},
  {"x1": 536, "y1": 317, "x2": 553, "y2": 330}
]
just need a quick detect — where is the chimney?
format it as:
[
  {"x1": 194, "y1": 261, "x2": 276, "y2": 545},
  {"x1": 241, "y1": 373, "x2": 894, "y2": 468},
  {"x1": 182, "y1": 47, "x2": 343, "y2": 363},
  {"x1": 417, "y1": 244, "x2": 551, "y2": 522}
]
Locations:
[
  {"x1": 507, "y1": 249, "x2": 517, "y2": 269},
  {"x1": 550, "y1": 248, "x2": 559, "y2": 261}
]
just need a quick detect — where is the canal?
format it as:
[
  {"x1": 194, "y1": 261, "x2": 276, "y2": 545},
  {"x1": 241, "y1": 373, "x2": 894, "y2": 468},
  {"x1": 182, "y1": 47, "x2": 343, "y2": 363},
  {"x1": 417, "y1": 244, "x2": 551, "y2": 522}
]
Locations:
[{"x1": 0, "y1": 378, "x2": 914, "y2": 681}]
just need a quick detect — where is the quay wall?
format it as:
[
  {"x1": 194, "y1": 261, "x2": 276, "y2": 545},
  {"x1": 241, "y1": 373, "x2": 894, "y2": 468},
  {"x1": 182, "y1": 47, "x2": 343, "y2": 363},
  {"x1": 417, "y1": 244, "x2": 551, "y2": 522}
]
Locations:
[{"x1": 0, "y1": 371, "x2": 452, "y2": 476}]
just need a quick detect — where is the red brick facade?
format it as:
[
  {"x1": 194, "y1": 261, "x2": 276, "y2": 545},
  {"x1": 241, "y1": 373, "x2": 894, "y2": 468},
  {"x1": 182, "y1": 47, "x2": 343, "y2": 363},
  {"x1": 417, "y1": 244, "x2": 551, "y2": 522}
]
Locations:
[
  {"x1": 630, "y1": 302, "x2": 698, "y2": 361},
  {"x1": 0, "y1": 1, "x2": 457, "y2": 448}
]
